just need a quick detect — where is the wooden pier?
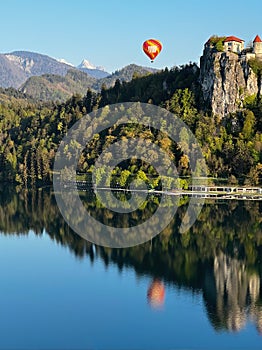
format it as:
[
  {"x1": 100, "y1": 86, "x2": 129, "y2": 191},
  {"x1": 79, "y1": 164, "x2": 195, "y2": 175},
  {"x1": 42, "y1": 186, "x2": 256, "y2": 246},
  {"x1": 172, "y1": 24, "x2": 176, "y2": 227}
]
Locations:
[
  {"x1": 184, "y1": 185, "x2": 262, "y2": 200},
  {"x1": 188, "y1": 185, "x2": 262, "y2": 194},
  {"x1": 60, "y1": 181, "x2": 262, "y2": 200}
]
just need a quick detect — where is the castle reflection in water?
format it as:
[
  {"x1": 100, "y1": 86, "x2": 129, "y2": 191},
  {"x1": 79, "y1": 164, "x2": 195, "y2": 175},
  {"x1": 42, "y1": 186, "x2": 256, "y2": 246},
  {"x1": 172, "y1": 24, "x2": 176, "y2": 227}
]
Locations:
[{"x1": 204, "y1": 252, "x2": 262, "y2": 333}]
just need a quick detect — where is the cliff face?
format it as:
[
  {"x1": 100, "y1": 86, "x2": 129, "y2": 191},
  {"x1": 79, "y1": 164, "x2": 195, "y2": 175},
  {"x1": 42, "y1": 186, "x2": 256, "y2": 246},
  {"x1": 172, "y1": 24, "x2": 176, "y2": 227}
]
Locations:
[{"x1": 200, "y1": 48, "x2": 261, "y2": 117}]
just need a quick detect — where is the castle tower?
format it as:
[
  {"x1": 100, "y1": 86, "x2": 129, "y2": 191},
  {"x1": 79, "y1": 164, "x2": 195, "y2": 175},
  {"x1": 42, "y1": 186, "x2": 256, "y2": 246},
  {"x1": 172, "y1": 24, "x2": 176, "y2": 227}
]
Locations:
[{"x1": 253, "y1": 35, "x2": 262, "y2": 55}]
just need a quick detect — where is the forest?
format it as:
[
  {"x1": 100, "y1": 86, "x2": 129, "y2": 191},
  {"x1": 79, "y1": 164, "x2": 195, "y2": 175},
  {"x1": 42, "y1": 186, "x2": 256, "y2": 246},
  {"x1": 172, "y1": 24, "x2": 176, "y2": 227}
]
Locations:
[{"x1": 0, "y1": 63, "x2": 262, "y2": 187}]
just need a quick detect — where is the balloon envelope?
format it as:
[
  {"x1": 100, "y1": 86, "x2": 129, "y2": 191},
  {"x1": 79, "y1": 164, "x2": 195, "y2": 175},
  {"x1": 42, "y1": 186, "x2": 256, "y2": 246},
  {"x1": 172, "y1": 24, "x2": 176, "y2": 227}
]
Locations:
[{"x1": 143, "y1": 39, "x2": 162, "y2": 62}]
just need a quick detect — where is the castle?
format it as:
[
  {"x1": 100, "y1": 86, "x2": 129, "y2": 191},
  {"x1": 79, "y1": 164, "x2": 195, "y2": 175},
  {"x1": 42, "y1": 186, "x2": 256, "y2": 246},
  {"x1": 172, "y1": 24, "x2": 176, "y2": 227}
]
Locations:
[
  {"x1": 200, "y1": 34, "x2": 262, "y2": 118},
  {"x1": 205, "y1": 34, "x2": 262, "y2": 60}
]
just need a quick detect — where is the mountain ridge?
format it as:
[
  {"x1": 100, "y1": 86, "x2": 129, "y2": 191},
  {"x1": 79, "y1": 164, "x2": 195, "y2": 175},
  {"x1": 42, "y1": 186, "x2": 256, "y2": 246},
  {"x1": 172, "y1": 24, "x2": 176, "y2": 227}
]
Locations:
[
  {"x1": 0, "y1": 50, "x2": 109, "y2": 87},
  {"x1": 0, "y1": 50, "x2": 157, "y2": 99},
  {"x1": 20, "y1": 63, "x2": 159, "y2": 102}
]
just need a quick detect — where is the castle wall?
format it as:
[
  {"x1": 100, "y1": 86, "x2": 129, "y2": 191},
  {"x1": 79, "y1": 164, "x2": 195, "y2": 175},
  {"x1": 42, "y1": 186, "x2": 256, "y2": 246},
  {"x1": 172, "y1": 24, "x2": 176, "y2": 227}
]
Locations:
[
  {"x1": 224, "y1": 41, "x2": 244, "y2": 53},
  {"x1": 245, "y1": 53, "x2": 256, "y2": 60},
  {"x1": 254, "y1": 42, "x2": 262, "y2": 55}
]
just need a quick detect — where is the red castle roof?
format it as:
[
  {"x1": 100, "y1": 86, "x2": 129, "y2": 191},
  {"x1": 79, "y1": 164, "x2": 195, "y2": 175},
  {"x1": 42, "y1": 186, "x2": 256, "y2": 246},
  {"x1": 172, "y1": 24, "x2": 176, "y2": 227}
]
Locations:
[
  {"x1": 224, "y1": 36, "x2": 244, "y2": 43},
  {"x1": 253, "y1": 35, "x2": 262, "y2": 43}
]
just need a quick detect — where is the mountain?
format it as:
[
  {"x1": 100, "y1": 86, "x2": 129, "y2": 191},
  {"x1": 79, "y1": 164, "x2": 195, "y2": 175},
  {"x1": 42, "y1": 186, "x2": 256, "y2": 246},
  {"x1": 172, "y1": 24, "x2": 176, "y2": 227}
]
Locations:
[
  {"x1": 0, "y1": 54, "x2": 28, "y2": 88},
  {"x1": 20, "y1": 69, "x2": 96, "y2": 102},
  {"x1": 5, "y1": 51, "x2": 72, "y2": 75},
  {"x1": 21, "y1": 63, "x2": 158, "y2": 101},
  {"x1": 78, "y1": 67, "x2": 110, "y2": 79},
  {"x1": 78, "y1": 59, "x2": 104, "y2": 70},
  {"x1": 0, "y1": 50, "x2": 110, "y2": 87},
  {"x1": 0, "y1": 51, "x2": 74, "y2": 88},
  {"x1": 77, "y1": 59, "x2": 110, "y2": 79},
  {"x1": 5, "y1": 51, "x2": 72, "y2": 76},
  {"x1": 0, "y1": 50, "x2": 158, "y2": 97},
  {"x1": 57, "y1": 58, "x2": 74, "y2": 66},
  {"x1": 92, "y1": 64, "x2": 158, "y2": 90}
]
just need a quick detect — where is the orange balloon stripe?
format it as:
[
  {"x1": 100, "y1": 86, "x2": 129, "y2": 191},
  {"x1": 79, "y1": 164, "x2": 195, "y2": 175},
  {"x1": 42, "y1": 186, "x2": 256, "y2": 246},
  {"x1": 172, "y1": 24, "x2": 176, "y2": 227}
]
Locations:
[
  {"x1": 143, "y1": 49, "x2": 160, "y2": 59},
  {"x1": 148, "y1": 40, "x2": 162, "y2": 50},
  {"x1": 143, "y1": 39, "x2": 162, "y2": 61}
]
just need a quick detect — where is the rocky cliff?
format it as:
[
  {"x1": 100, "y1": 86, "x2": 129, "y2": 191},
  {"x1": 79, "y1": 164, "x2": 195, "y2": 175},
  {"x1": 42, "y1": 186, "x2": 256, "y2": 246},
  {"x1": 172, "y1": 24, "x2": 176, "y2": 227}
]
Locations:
[{"x1": 200, "y1": 47, "x2": 261, "y2": 117}]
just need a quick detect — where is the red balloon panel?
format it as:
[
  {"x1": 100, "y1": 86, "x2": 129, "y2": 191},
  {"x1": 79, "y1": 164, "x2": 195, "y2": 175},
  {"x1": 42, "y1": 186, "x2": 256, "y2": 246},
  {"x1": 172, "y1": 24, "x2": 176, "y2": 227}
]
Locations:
[{"x1": 143, "y1": 39, "x2": 162, "y2": 61}]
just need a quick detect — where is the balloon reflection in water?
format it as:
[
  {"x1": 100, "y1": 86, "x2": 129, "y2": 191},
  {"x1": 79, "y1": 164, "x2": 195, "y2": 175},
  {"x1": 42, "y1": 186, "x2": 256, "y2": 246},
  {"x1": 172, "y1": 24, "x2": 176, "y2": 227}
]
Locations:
[{"x1": 147, "y1": 279, "x2": 165, "y2": 308}]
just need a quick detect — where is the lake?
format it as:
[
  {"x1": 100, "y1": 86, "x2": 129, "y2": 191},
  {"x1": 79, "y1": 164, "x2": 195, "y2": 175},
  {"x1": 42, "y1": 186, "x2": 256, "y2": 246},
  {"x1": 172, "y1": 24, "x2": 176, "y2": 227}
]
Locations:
[{"x1": 0, "y1": 186, "x2": 261, "y2": 349}]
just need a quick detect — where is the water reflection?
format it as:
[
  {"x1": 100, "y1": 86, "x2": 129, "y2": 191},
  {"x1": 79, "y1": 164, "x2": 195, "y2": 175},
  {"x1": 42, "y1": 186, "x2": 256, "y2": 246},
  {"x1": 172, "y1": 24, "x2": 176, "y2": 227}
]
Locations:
[
  {"x1": 204, "y1": 252, "x2": 262, "y2": 333},
  {"x1": 0, "y1": 186, "x2": 262, "y2": 335},
  {"x1": 147, "y1": 279, "x2": 165, "y2": 309}
]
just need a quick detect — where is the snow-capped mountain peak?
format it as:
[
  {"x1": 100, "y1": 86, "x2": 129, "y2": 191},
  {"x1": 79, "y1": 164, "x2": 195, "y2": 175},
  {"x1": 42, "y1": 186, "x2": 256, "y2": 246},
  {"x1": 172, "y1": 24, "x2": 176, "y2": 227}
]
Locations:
[
  {"x1": 78, "y1": 59, "x2": 104, "y2": 71},
  {"x1": 57, "y1": 58, "x2": 74, "y2": 67}
]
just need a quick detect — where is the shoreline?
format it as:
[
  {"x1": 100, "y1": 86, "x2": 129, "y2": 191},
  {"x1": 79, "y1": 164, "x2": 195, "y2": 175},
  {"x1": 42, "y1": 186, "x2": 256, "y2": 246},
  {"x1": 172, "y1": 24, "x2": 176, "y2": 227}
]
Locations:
[{"x1": 61, "y1": 182, "x2": 262, "y2": 201}]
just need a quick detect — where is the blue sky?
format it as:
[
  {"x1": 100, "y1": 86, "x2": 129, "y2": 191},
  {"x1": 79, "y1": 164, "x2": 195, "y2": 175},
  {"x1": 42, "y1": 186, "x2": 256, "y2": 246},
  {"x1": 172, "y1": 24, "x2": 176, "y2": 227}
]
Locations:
[{"x1": 1, "y1": 0, "x2": 262, "y2": 72}]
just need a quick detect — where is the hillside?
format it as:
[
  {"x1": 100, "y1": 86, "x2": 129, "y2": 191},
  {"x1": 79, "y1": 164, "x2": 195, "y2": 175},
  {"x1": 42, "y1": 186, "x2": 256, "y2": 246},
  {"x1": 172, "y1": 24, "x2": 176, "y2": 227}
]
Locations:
[
  {"x1": 0, "y1": 54, "x2": 29, "y2": 88},
  {"x1": 0, "y1": 50, "x2": 160, "y2": 100},
  {"x1": 0, "y1": 50, "x2": 108, "y2": 88},
  {"x1": 95, "y1": 63, "x2": 199, "y2": 106},
  {"x1": 0, "y1": 87, "x2": 34, "y2": 106},
  {"x1": 0, "y1": 47, "x2": 261, "y2": 186},
  {"x1": 20, "y1": 64, "x2": 159, "y2": 101},
  {"x1": 20, "y1": 69, "x2": 96, "y2": 102},
  {"x1": 77, "y1": 59, "x2": 110, "y2": 78},
  {"x1": 7, "y1": 51, "x2": 71, "y2": 76},
  {"x1": 0, "y1": 51, "x2": 73, "y2": 88},
  {"x1": 78, "y1": 67, "x2": 110, "y2": 79},
  {"x1": 93, "y1": 64, "x2": 158, "y2": 90}
]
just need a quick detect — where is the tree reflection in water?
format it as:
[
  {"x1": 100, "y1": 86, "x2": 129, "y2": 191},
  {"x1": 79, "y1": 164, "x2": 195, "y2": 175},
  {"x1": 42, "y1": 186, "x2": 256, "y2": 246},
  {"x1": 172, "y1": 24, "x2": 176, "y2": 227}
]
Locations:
[{"x1": 0, "y1": 186, "x2": 261, "y2": 333}]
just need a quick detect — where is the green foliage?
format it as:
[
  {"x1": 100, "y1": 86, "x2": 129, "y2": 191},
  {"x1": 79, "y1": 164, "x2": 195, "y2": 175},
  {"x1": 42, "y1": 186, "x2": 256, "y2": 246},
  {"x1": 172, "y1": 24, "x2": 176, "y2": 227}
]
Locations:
[
  {"x1": 244, "y1": 94, "x2": 257, "y2": 106},
  {"x1": 93, "y1": 64, "x2": 156, "y2": 91},
  {"x1": 242, "y1": 110, "x2": 256, "y2": 140},
  {"x1": 21, "y1": 69, "x2": 96, "y2": 102},
  {"x1": 97, "y1": 63, "x2": 199, "y2": 107},
  {"x1": 243, "y1": 94, "x2": 262, "y2": 131},
  {"x1": 166, "y1": 88, "x2": 199, "y2": 130},
  {"x1": 118, "y1": 169, "x2": 131, "y2": 187},
  {"x1": 208, "y1": 36, "x2": 226, "y2": 52},
  {"x1": 20, "y1": 65, "x2": 158, "y2": 102},
  {"x1": 248, "y1": 58, "x2": 262, "y2": 76},
  {"x1": 0, "y1": 60, "x2": 261, "y2": 186}
]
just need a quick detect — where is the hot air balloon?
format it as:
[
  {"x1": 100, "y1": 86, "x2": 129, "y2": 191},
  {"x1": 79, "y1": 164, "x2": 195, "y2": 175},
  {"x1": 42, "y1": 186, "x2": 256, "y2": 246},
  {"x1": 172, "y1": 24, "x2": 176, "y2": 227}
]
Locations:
[{"x1": 143, "y1": 39, "x2": 162, "y2": 63}]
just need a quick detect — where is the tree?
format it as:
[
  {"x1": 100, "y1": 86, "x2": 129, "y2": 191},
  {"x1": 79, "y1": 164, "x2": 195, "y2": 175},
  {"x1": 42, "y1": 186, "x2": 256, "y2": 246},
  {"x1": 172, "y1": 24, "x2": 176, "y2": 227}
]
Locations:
[
  {"x1": 241, "y1": 110, "x2": 256, "y2": 140},
  {"x1": 168, "y1": 89, "x2": 198, "y2": 130}
]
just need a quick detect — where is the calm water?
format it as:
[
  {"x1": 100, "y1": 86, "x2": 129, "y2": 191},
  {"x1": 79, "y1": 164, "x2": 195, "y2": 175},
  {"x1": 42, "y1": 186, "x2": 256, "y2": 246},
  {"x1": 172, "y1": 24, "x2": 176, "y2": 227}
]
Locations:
[{"x1": 0, "y1": 186, "x2": 262, "y2": 349}]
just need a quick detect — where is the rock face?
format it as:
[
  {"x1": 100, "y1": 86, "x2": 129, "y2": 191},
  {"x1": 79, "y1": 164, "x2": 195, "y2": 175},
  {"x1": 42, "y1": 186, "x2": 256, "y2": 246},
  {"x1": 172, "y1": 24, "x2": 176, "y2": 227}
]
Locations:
[
  {"x1": 0, "y1": 54, "x2": 27, "y2": 88},
  {"x1": 0, "y1": 51, "x2": 73, "y2": 88},
  {"x1": 200, "y1": 47, "x2": 261, "y2": 117}
]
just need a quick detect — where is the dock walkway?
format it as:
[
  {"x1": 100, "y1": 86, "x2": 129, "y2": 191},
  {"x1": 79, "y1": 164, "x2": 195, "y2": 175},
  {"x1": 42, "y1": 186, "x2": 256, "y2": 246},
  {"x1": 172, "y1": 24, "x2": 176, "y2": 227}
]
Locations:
[{"x1": 60, "y1": 181, "x2": 262, "y2": 200}]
